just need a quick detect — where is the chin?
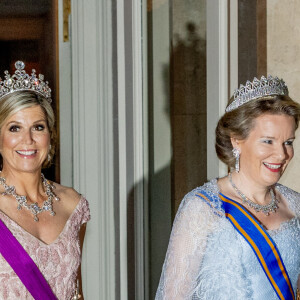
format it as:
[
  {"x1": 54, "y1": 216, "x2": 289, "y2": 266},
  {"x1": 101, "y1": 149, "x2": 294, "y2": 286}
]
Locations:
[
  {"x1": 262, "y1": 174, "x2": 282, "y2": 186},
  {"x1": 14, "y1": 165, "x2": 43, "y2": 173}
]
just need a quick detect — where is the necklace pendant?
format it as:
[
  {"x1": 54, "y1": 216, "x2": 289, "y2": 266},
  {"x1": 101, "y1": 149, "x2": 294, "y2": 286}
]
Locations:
[{"x1": 0, "y1": 172, "x2": 59, "y2": 221}]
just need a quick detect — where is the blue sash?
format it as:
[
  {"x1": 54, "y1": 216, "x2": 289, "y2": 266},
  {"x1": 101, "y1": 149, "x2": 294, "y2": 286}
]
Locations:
[{"x1": 219, "y1": 192, "x2": 295, "y2": 300}]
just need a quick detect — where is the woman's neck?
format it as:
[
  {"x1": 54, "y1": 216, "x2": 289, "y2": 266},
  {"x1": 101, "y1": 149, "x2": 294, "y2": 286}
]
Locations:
[
  {"x1": 229, "y1": 171, "x2": 272, "y2": 206},
  {"x1": 0, "y1": 168, "x2": 44, "y2": 200}
]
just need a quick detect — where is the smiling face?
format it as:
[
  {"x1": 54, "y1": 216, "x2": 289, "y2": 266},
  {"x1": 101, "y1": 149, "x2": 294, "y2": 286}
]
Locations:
[
  {"x1": 232, "y1": 113, "x2": 296, "y2": 187},
  {"x1": 0, "y1": 105, "x2": 50, "y2": 174}
]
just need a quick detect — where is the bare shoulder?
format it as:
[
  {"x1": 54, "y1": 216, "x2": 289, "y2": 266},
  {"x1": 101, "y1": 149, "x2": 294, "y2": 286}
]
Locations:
[{"x1": 52, "y1": 182, "x2": 82, "y2": 213}]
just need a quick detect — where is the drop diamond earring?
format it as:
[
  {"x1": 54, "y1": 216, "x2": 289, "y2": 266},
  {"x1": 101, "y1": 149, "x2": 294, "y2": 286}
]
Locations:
[{"x1": 232, "y1": 148, "x2": 240, "y2": 173}]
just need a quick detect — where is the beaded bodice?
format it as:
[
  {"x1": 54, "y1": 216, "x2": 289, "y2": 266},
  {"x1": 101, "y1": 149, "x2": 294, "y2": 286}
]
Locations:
[{"x1": 0, "y1": 196, "x2": 90, "y2": 300}]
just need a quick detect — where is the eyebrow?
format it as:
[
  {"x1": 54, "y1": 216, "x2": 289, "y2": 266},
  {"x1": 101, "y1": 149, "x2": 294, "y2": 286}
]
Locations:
[
  {"x1": 6, "y1": 119, "x2": 47, "y2": 125},
  {"x1": 33, "y1": 120, "x2": 47, "y2": 123},
  {"x1": 261, "y1": 136, "x2": 295, "y2": 140}
]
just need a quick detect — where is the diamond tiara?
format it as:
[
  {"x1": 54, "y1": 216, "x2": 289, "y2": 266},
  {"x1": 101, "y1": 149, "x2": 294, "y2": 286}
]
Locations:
[
  {"x1": 0, "y1": 61, "x2": 52, "y2": 102},
  {"x1": 225, "y1": 75, "x2": 288, "y2": 112}
]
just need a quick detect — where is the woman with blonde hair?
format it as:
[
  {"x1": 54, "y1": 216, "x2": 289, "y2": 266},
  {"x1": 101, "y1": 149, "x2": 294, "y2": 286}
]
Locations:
[{"x1": 0, "y1": 61, "x2": 90, "y2": 299}]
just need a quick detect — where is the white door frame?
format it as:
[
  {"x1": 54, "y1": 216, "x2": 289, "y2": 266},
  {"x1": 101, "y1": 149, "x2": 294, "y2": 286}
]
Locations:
[
  {"x1": 59, "y1": 0, "x2": 147, "y2": 298},
  {"x1": 206, "y1": 0, "x2": 238, "y2": 179}
]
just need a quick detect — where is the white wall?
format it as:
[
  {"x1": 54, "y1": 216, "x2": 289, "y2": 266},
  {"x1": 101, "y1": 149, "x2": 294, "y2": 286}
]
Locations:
[{"x1": 267, "y1": 0, "x2": 300, "y2": 192}]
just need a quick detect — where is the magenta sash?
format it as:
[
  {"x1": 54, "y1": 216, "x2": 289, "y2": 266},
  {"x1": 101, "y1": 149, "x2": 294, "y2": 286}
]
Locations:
[{"x1": 0, "y1": 219, "x2": 57, "y2": 299}]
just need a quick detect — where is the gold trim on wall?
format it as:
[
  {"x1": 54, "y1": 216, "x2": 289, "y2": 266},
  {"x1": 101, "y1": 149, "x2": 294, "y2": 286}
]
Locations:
[{"x1": 63, "y1": 0, "x2": 71, "y2": 42}]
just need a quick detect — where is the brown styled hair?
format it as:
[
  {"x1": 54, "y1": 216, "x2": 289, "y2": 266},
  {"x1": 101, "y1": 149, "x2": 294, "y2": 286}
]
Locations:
[{"x1": 215, "y1": 95, "x2": 300, "y2": 168}]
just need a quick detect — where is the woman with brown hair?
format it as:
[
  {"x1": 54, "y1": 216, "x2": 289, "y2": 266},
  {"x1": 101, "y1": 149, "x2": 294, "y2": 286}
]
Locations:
[{"x1": 156, "y1": 76, "x2": 300, "y2": 300}]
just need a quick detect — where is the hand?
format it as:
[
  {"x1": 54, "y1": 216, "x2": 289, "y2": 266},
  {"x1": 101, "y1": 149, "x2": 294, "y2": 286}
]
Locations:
[{"x1": 72, "y1": 279, "x2": 82, "y2": 300}]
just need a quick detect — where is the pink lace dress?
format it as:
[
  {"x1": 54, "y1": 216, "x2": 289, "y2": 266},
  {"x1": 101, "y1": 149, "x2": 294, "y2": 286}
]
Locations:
[{"x1": 0, "y1": 196, "x2": 90, "y2": 300}]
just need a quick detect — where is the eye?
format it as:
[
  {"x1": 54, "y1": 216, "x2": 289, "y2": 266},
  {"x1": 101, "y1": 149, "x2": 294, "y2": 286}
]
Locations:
[
  {"x1": 262, "y1": 139, "x2": 273, "y2": 144},
  {"x1": 285, "y1": 140, "x2": 294, "y2": 146},
  {"x1": 9, "y1": 125, "x2": 20, "y2": 132},
  {"x1": 33, "y1": 124, "x2": 45, "y2": 131}
]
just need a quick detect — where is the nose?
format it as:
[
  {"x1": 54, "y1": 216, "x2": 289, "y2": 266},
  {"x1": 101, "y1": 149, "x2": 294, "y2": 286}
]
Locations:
[
  {"x1": 276, "y1": 144, "x2": 288, "y2": 161},
  {"x1": 23, "y1": 129, "x2": 34, "y2": 144}
]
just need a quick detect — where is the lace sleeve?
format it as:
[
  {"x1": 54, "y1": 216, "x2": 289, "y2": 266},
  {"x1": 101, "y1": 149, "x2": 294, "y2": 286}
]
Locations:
[
  {"x1": 155, "y1": 190, "x2": 218, "y2": 300},
  {"x1": 80, "y1": 197, "x2": 91, "y2": 225},
  {"x1": 276, "y1": 184, "x2": 300, "y2": 216}
]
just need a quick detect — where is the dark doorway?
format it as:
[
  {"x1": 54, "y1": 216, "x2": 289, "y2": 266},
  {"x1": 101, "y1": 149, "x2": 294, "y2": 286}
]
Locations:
[{"x1": 0, "y1": 0, "x2": 59, "y2": 182}]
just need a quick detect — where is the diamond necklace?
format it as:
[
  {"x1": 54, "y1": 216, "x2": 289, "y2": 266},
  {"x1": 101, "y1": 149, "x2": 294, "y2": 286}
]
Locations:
[
  {"x1": 0, "y1": 173, "x2": 60, "y2": 222},
  {"x1": 228, "y1": 172, "x2": 279, "y2": 215}
]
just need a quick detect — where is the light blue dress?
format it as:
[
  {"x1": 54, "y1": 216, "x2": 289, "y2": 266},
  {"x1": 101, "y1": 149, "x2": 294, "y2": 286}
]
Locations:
[{"x1": 155, "y1": 179, "x2": 300, "y2": 300}]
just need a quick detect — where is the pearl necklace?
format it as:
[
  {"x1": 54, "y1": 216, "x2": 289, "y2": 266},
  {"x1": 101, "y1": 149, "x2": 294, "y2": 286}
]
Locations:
[
  {"x1": 228, "y1": 172, "x2": 279, "y2": 215},
  {"x1": 0, "y1": 173, "x2": 60, "y2": 221}
]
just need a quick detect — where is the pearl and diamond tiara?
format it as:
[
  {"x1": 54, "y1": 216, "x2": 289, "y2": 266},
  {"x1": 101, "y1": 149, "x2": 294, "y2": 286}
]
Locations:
[
  {"x1": 0, "y1": 61, "x2": 51, "y2": 102},
  {"x1": 225, "y1": 75, "x2": 288, "y2": 112}
]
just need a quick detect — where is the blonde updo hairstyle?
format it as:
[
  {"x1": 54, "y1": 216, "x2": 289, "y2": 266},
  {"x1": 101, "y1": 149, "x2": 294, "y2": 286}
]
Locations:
[
  {"x1": 215, "y1": 95, "x2": 300, "y2": 169},
  {"x1": 0, "y1": 91, "x2": 56, "y2": 168}
]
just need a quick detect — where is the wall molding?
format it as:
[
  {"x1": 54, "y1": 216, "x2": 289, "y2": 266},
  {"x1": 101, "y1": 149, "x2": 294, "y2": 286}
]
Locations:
[
  {"x1": 71, "y1": 0, "x2": 115, "y2": 298},
  {"x1": 207, "y1": 0, "x2": 228, "y2": 179},
  {"x1": 59, "y1": 0, "x2": 73, "y2": 187},
  {"x1": 132, "y1": 0, "x2": 148, "y2": 297},
  {"x1": 69, "y1": 0, "x2": 147, "y2": 298},
  {"x1": 206, "y1": 0, "x2": 238, "y2": 179}
]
